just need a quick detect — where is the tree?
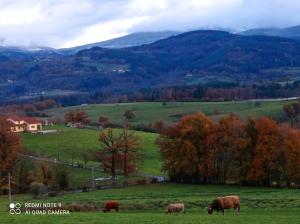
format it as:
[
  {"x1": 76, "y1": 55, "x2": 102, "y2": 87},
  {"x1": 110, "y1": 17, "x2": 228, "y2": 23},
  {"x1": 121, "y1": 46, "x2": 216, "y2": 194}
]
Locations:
[
  {"x1": 98, "y1": 116, "x2": 109, "y2": 128},
  {"x1": 154, "y1": 120, "x2": 165, "y2": 133},
  {"x1": 65, "y1": 111, "x2": 76, "y2": 123},
  {"x1": 65, "y1": 110, "x2": 89, "y2": 124},
  {"x1": 123, "y1": 110, "x2": 136, "y2": 121},
  {"x1": 247, "y1": 118, "x2": 282, "y2": 186},
  {"x1": 158, "y1": 112, "x2": 300, "y2": 186},
  {"x1": 55, "y1": 166, "x2": 70, "y2": 190},
  {"x1": 157, "y1": 113, "x2": 214, "y2": 183},
  {"x1": 212, "y1": 113, "x2": 246, "y2": 184},
  {"x1": 283, "y1": 102, "x2": 300, "y2": 126},
  {"x1": 279, "y1": 126, "x2": 300, "y2": 185},
  {"x1": 0, "y1": 117, "x2": 21, "y2": 192},
  {"x1": 36, "y1": 162, "x2": 53, "y2": 188},
  {"x1": 30, "y1": 182, "x2": 47, "y2": 198},
  {"x1": 98, "y1": 128, "x2": 122, "y2": 180},
  {"x1": 239, "y1": 117, "x2": 259, "y2": 184},
  {"x1": 75, "y1": 111, "x2": 89, "y2": 124},
  {"x1": 119, "y1": 124, "x2": 140, "y2": 177}
]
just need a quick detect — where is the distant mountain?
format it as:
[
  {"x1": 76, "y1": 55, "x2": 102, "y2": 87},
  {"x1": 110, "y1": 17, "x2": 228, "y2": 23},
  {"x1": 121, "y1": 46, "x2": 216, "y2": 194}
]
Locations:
[
  {"x1": 2, "y1": 30, "x2": 300, "y2": 102},
  {"x1": 240, "y1": 25, "x2": 300, "y2": 41},
  {"x1": 0, "y1": 46, "x2": 61, "y2": 59},
  {"x1": 0, "y1": 31, "x2": 180, "y2": 58},
  {"x1": 59, "y1": 31, "x2": 180, "y2": 55}
]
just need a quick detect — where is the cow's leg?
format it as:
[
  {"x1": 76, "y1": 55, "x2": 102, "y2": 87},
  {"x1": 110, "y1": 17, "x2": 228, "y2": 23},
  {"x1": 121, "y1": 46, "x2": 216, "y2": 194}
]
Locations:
[
  {"x1": 115, "y1": 207, "x2": 118, "y2": 212},
  {"x1": 222, "y1": 209, "x2": 224, "y2": 215},
  {"x1": 237, "y1": 205, "x2": 240, "y2": 215}
]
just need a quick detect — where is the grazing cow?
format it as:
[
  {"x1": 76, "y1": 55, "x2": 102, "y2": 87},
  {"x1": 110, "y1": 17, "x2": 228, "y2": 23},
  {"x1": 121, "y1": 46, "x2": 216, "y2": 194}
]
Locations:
[
  {"x1": 208, "y1": 195, "x2": 240, "y2": 215},
  {"x1": 103, "y1": 200, "x2": 119, "y2": 212},
  {"x1": 165, "y1": 203, "x2": 185, "y2": 214}
]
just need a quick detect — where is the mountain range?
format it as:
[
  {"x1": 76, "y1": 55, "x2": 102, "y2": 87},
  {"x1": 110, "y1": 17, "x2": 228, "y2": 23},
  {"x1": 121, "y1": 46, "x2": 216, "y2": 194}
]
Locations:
[
  {"x1": 240, "y1": 25, "x2": 300, "y2": 41},
  {"x1": 2, "y1": 29, "x2": 300, "y2": 103}
]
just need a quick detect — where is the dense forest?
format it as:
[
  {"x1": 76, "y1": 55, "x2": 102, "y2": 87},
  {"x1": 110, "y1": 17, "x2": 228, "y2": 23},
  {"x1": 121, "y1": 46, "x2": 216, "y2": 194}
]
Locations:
[{"x1": 158, "y1": 113, "x2": 300, "y2": 186}]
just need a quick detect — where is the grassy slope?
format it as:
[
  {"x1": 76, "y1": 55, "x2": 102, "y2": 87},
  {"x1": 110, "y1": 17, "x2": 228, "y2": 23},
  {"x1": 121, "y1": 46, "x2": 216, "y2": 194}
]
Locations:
[
  {"x1": 1, "y1": 183, "x2": 299, "y2": 224},
  {"x1": 45, "y1": 101, "x2": 292, "y2": 125},
  {"x1": 22, "y1": 125, "x2": 161, "y2": 175}
]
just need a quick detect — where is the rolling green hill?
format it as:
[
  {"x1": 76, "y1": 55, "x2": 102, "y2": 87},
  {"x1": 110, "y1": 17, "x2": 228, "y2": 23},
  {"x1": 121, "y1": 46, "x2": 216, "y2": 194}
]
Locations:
[
  {"x1": 22, "y1": 125, "x2": 161, "y2": 176},
  {"x1": 45, "y1": 100, "x2": 292, "y2": 125}
]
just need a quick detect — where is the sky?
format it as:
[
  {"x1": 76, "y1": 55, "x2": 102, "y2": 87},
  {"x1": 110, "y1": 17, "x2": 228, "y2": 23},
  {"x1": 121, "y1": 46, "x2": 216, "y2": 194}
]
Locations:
[{"x1": 0, "y1": 0, "x2": 300, "y2": 48}]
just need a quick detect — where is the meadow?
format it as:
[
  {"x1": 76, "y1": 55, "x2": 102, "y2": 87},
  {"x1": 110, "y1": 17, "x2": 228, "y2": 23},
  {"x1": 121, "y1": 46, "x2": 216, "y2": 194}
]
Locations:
[
  {"x1": 45, "y1": 100, "x2": 293, "y2": 125},
  {"x1": 1, "y1": 183, "x2": 299, "y2": 224},
  {"x1": 21, "y1": 125, "x2": 161, "y2": 176},
  {"x1": 2, "y1": 100, "x2": 299, "y2": 224}
]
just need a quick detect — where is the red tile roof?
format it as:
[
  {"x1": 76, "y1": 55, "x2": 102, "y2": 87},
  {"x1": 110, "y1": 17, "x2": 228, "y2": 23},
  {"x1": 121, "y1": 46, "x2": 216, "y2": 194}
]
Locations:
[
  {"x1": 7, "y1": 115, "x2": 25, "y2": 122},
  {"x1": 7, "y1": 115, "x2": 41, "y2": 124},
  {"x1": 24, "y1": 117, "x2": 41, "y2": 124}
]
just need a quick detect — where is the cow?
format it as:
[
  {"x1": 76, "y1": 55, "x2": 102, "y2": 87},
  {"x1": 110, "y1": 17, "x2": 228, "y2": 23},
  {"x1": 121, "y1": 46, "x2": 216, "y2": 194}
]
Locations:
[
  {"x1": 165, "y1": 203, "x2": 185, "y2": 214},
  {"x1": 208, "y1": 195, "x2": 240, "y2": 215},
  {"x1": 103, "y1": 200, "x2": 119, "y2": 212}
]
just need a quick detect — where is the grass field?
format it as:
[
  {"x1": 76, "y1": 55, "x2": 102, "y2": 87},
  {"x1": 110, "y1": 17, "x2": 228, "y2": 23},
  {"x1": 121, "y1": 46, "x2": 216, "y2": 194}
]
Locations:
[
  {"x1": 22, "y1": 125, "x2": 161, "y2": 176},
  {"x1": 45, "y1": 100, "x2": 293, "y2": 125},
  {"x1": 1, "y1": 183, "x2": 299, "y2": 224},
  {"x1": 4, "y1": 100, "x2": 299, "y2": 224}
]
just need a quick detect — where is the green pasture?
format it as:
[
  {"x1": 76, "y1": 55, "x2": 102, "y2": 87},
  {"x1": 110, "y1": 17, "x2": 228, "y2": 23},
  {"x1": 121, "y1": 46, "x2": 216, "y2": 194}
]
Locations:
[
  {"x1": 45, "y1": 100, "x2": 293, "y2": 125},
  {"x1": 21, "y1": 125, "x2": 161, "y2": 176},
  {"x1": 1, "y1": 183, "x2": 299, "y2": 224}
]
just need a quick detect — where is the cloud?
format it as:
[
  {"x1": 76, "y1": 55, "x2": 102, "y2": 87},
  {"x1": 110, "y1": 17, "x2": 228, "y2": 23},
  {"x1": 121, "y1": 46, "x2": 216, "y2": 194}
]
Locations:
[{"x1": 0, "y1": 0, "x2": 300, "y2": 48}]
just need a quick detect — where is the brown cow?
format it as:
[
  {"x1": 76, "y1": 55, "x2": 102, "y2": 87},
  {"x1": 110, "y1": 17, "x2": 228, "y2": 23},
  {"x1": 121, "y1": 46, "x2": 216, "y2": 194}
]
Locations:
[
  {"x1": 208, "y1": 195, "x2": 240, "y2": 215},
  {"x1": 165, "y1": 203, "x2": 185, "y2": 214},
  {"x1": 103, "y1": 200, "x2": 119, "y2": 212}
]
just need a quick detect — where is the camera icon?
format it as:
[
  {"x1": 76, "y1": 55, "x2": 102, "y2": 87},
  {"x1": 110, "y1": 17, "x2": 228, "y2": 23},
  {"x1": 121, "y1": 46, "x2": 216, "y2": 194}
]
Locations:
[{"x1": 9, "y1": 203, "x2": 21, "y2": 214}]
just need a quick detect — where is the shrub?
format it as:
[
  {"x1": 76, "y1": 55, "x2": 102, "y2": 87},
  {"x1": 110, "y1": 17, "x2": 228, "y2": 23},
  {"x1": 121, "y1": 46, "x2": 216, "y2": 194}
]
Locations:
[
  {"x1": 30, "y1": 182, "x2": 47, "y2": 198},
  {"x1": 55, "y1": 167, "x2": 70, "y2": 190}
]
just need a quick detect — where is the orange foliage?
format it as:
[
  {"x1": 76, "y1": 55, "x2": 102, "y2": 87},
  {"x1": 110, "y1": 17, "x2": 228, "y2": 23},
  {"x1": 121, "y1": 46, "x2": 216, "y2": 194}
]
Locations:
[
  {"x1": 0, "y1": 117, "x2": 21, "y2": 191},
  {"x1": 158, "y1": 113, "x2": 300, "y2": 186}
]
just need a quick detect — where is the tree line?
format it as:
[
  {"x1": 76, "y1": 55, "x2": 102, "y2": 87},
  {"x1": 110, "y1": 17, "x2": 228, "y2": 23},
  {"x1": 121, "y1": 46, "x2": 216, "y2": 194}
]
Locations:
[{"x1": 157, "y1": 113, "x2": 300, "y2": 186}]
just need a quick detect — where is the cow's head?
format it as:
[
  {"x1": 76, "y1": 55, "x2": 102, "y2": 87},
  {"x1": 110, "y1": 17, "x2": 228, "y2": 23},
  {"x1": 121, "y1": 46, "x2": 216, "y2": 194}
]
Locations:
[{"x1": 207, "y1": 204, "x2": 213, "y2": 214}]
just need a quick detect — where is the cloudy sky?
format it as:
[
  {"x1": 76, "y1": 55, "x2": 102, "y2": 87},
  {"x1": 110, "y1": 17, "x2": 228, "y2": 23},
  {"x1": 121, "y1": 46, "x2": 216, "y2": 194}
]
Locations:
[{"x1": 0, "y1": 0, "x2": 300, "y2": 48}]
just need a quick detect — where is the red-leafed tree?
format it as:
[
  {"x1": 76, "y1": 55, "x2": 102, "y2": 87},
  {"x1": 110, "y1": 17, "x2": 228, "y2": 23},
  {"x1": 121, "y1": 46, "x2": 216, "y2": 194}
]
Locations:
[
  {"x1": 119, "y1": 124, "x2": 140, "y2": 177},
  {"x1": 246, "y1": 117, "x2": 282, "y2": 186},
  {"x1": 98, "y1": 128, "x2": 122, "y2": 180},
  {"x1": 157, "y1": 112, "x2": 214, "y2": 183},
  {"x1": 65, "y1": 110, "x2": 89, "y2": 124},
  {"x1": 211, "y1": 113, "x2": 246, "y2": 184},
  {"x1": 0, "y1": 117, "x2": 21, "y2": 193},
  {"x1": 280, "y1": 126, "x2": 300, "y2": 185}
]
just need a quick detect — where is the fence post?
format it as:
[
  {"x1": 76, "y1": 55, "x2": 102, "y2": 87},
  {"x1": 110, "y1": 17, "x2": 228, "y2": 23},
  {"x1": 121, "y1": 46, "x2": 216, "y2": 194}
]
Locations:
[{"x1": 8, "y1": 172, "x2": 12, "y2": 204}]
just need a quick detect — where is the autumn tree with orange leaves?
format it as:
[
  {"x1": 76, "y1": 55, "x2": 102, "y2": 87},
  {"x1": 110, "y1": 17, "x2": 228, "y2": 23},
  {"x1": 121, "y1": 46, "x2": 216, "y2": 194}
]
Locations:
[
  {"x1": 211, "y1": 113, "x2": 247, "y2": 184},
  {"x1": 0, "y1": 117, "x2": 21, "y2": 193},
  {"x1": 158, "y1": 113, "x2": 300, "y2": 186},
  {"x1": 246, "y1": 117, "x2": 283, "y2": 185},
  {"x1": 157, "y1": 113, "x2": 214, "y2": 183},
  {"x1": 97, "y1": 127, "x2": 140, "y2": 179},
  {"x1": 119, "y1": 124, "x2": 140, "y2": 177},
  {"x1": 65, "y1": 110, "x2": 89, "y2": 124}
]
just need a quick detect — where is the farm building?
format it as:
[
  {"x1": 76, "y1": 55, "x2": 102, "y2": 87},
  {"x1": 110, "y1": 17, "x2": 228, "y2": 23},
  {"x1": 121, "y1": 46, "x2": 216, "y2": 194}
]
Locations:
[{"x1": 7, "y1": 115, "x2": 42, "y2": 133}]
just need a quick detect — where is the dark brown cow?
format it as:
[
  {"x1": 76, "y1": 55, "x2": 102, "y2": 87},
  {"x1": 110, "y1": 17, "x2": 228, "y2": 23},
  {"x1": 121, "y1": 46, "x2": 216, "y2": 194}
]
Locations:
[
  {"x1": 103, "y1": 200, "x2": 119, "y2": 212},
  {"x1": 208, "y1": 195, "x2": 240, "y2": 215}
]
